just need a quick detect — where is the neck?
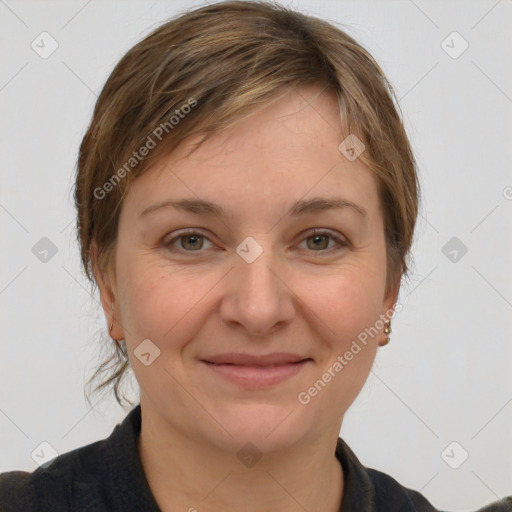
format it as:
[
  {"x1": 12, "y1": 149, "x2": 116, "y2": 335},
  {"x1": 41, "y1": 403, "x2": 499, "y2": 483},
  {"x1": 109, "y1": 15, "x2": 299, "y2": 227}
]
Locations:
[{"x1": 137, "y1": 403, "x2": 344, "y2": 512}]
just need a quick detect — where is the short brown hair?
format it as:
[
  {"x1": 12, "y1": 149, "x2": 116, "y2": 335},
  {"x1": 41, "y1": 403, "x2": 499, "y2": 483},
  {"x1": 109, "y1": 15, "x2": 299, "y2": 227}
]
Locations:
[{"x1": 75, "y1": 0, "x2": 419, "y2": 408}]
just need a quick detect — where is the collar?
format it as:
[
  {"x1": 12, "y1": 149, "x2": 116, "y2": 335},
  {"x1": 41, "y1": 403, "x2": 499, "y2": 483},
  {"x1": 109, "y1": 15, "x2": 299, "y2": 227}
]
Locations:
[{"x1": 104, "y1": 404, "x2": 388, "y2": 511}]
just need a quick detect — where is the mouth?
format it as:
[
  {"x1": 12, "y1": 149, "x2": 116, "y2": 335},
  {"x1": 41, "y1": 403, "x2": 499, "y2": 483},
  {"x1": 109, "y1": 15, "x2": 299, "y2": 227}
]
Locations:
[{"x1": 200, "y1": 353, "x2": 313, "y2": 389}]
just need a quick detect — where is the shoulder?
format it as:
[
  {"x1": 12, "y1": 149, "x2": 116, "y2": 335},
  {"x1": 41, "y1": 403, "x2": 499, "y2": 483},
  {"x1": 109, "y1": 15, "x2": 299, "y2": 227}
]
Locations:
[
  {"x1": 366, "y1": 466, "x2": 439, "y2": 511},
  {"x1": 476, "y1": 498, "x2": 512, "y2": 511},
  {"x1": 335, "y1": 437, "x2": 439, "y2": 511},
  {"x1": 367, "y1": 469, "x2": 512, "y2": 511},
  {"x1": 0, "y1": 406, "x2": 145, "y2": 512},
  {"x1": 0, "y1": 471, "x2": 33, "y2": 510},
  {"x1": 335, "y1": 437, "x2": 512, "y2": 511},
  {"x1": 0, "y1": 437, "x2": 109, "y2": 512}
]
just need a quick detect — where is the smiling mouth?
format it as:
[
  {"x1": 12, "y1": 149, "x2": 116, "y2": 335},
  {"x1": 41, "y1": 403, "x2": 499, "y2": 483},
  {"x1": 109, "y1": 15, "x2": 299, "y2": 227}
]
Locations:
[{"x1": 200, "y1": 357, "x2": 312, "y2": 389}]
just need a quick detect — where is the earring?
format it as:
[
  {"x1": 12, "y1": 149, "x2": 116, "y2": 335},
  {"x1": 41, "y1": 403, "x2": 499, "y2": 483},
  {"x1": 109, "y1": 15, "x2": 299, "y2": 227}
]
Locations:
[{"x1": 379, "y1": 320, "x2": 391, "y2": 346}]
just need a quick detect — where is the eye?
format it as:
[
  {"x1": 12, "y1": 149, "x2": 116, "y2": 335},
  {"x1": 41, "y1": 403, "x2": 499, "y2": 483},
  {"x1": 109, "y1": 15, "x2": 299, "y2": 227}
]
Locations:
[
  {"x1": 298, "y1": 229, "x2": 348, "y2": 253},
  {"x1": 163, "y1": 230, "x2": 214, "y2": 252},
  {"x1": 162, "y1": 228, "x2": 348, "y2": 255}
]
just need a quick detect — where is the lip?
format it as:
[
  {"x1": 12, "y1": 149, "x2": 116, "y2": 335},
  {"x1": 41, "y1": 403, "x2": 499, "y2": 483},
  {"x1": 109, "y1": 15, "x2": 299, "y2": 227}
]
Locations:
[
  {"x1": 200, "y1": 353, "x2": 312, "y2": 389},
  {"x1": 201, "y1": 352, "x2": 309, "y2": 366}
]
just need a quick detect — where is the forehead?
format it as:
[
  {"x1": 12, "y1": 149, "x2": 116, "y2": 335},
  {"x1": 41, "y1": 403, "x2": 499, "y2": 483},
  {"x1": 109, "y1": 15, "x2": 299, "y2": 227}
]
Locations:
[
  {"x1": 172, "y1": 86, "x2": 342, "y2": 164},
  {"x1": 122, "y1": 86, "x2": 380, "y2": 222}
]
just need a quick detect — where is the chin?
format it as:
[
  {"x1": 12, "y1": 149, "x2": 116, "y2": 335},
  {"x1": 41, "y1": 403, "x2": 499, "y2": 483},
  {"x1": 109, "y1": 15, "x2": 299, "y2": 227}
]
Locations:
[{"x1": 207, "y1": 401, "x2": 312, "y2": 455}]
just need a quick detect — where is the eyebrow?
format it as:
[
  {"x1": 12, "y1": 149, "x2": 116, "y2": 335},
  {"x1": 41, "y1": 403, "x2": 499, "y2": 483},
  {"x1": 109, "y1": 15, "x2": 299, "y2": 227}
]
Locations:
[{"x1": 139, "y1": 197, "x2": 368, "y2": 219}]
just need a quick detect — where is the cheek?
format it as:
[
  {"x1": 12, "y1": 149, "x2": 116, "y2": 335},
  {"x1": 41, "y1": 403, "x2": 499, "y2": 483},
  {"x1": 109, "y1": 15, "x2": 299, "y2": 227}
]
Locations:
[
  {"x1": 300, "y1": 260, "x2": 386, "y2": 341},
  {"x1": 116, "y1": 258, "x2": 218, "y2": 347},
  {"x1": 294, "y1": 273, "x2": 381, "y2": 422},
  {"x1": 308, "y1": 279, "x2": 382, "y2": 397},
  {"x1": 117, "y1": 270, "x2": 167, "y2": 339},
  {"x1": 324, "y1": 279, "x2": 383, "y2": 365},
  {"x1": 115, "y1": 262, "x2": 213, "y2": 396},
  {"x1": 297, "y1": 263, "x2": 384, "y2": 387}
]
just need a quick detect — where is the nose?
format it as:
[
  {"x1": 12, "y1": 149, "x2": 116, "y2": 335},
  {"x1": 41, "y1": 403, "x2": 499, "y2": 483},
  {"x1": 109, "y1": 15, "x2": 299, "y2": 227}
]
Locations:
[{"x1": 220, "y1": 243, "x2": 295, "y2": 337}]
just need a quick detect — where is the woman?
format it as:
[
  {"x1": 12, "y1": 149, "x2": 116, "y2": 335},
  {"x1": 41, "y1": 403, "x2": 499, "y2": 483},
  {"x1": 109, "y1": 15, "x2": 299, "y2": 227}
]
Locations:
[{"x1": 0, "y1": 1, "x2": 510, "y2": 510}]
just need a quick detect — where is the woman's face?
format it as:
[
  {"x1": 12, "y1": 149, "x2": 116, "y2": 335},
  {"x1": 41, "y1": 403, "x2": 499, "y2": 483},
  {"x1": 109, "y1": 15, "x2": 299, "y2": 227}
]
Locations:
[{"x1": 101, "y1": 86, "x2": 397, "y2": 453}]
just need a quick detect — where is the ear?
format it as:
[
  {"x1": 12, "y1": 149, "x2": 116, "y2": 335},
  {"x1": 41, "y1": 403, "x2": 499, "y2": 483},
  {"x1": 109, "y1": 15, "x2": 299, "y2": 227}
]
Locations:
[
  {"x1": 90, "y1": 240, "x2": 124, "y2": 341},
  {"x1": 381, "y1": 277, "x2": 400, "y2": 320}
]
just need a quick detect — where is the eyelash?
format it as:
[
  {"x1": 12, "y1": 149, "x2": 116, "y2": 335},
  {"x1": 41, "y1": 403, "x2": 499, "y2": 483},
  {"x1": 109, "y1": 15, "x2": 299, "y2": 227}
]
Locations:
[{"x1": 163, "y1": 229, "x2": 349, "y2": 255}]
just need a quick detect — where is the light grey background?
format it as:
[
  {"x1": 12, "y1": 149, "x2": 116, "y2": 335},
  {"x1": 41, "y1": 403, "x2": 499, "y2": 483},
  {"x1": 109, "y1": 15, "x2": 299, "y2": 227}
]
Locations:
[{"x1": 1, "y1": 0, "x2": 511, "y2": 510}]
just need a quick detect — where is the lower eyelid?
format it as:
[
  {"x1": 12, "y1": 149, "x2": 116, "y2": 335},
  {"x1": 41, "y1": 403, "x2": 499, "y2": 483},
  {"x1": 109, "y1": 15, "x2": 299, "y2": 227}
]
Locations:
[
  {"x1": 164, "y1": 232, "x2": 213, "y2": 249},
  {"x1": 298, "y1": 233, "x2": 348, "y2": 251},
  {"x1": 164, "y1": 231, "x2": 348, "y2": 252}
]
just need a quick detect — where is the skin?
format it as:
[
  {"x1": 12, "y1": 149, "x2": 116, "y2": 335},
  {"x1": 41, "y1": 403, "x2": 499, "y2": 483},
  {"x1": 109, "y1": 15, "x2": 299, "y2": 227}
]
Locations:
[{"x1": 94, "y1": 85, "x2": 398, "y2": 512}]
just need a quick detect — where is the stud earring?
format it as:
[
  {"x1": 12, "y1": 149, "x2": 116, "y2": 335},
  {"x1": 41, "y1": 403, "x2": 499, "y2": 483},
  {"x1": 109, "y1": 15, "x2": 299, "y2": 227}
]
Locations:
[{"x1": 379, "y1": 320, "x2": 391, "y2": 346}]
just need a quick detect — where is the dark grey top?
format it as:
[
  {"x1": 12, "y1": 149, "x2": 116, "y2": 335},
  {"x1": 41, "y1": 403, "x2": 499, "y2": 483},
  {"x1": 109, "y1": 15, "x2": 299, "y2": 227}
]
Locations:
[{"x1": 0, "y1": 404, "x2": 510, "y2": 511}]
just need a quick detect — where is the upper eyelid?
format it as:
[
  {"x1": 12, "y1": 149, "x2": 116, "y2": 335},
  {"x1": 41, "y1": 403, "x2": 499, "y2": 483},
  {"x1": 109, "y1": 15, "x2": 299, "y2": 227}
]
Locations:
[
  {"x1": 163, "y1": 228, "x2": 212, "y2": 244},
  {"x1": 164, "y1": 228, "x2": 347, "y2": 249}
]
